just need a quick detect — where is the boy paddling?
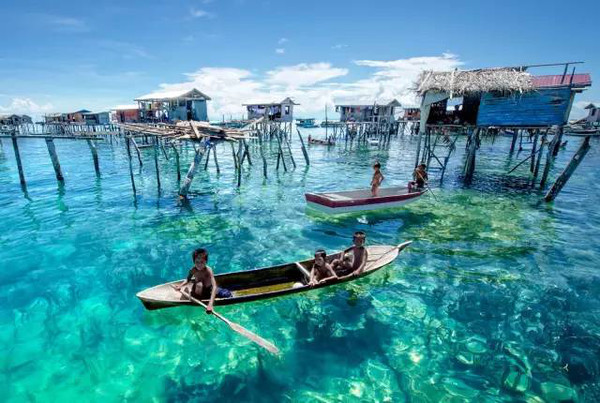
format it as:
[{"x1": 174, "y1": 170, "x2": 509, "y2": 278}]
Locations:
[
  {"x1": 332, "y1": 231, "x2": 369, "y2": 278},
  {"x1": 175, "y1": 248, "x2": 231, "y2": 314}
]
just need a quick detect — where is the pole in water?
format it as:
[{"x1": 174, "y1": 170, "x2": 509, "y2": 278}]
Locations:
[
  {"x1": 179, "y1": 143, "x2": 206, "y2": 198},
  {"x1": 544, "y1": 136, "x2": 591, "y2": 202},
  {"x1": 153, "y1": 136, "x2": 161, "y2": 192},
  {"x1": 212, "y1": 144, "x2": 220, "y2": 174},
  {"x1": 11, "y1": 132, "x2": 27, "y2": 190},
  {"x1": 125, "y1": 137, "x2": 137, "y2": 195},
  {"x1": 87, "y1": 139, "x2": 100, "y2": 175},
  {"x1": 45, "y1": 137, "x2": 64, "y2": 183},
  {"x1": 170, "y1": 143, "x2": 181, "y2": 183},
  {"x1": 296, "y1": 128, "x2": 310, "y2": 165}
]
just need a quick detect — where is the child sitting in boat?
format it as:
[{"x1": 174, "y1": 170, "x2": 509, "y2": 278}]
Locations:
[
  {"x1": 371, "y1": 162, "x2": 384, "y2": 196},
  {"x1": 332, "y1": 231, "x2": 369, "y2": 278},
  {"x1": 409, "y1": 164, "x2": 428, "y2": 192},
  {"x1": 309, "y1": 250, "x2": 338, "y2": 286},
  {"x1": 175, "y1": 248, "x2": 232, "y2": 313}
]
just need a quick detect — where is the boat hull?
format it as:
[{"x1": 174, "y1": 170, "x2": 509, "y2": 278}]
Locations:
[
  {"x1": 305, "y1": 186, "x2": 426, "y2": 214},
  {"x1": 136, "y1": 244, "x2": 409, "y2": 310}
]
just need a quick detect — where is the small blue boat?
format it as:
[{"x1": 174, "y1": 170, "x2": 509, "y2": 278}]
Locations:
[{"x1": 296, "y1": 118, "x2": 318, "y2": 128}]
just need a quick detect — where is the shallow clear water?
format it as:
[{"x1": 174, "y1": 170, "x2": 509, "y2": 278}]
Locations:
[{"x1": 1, "y1": 129, "x2": 599, "y2": 402}]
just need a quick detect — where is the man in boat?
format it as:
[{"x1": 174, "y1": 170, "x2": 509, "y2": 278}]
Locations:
[
  {"x1": 175, "y1": 248, "x2": 231, "y2": 313},
  {"x1": 309, "y1": 249, "x2": 338, "y2": 286},
  {"x1": 331, "y1": 231, "x2": 368, "y2": 278},
  {"x1": 409, "y1": 164, "x2": 428, "y2": 192},
  {"x1": 371, "y1": 162, "x2": 384, "y2": 196}
]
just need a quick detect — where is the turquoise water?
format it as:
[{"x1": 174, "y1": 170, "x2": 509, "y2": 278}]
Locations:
[{"x1": 1, "y1": 130, "x2": 599, "y2": 402}]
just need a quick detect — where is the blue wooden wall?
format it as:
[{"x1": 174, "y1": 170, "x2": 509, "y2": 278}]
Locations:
[{"x1": 477, "y1": 88, "x2": 574, "y2": 126}]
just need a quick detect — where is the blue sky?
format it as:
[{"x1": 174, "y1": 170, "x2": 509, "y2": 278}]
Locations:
[{"x1": 0, "y1": 0, "x2": 597, "y2": 120}]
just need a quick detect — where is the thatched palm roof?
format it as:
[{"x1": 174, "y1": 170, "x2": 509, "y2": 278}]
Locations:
[{"x1": 415, "y1": 68, "x2": 534, "y2": 96}]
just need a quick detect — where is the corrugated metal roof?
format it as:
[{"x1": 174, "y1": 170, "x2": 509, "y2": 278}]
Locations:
[{"x1": 532, "y1": 74, "x2": 592, "y2": 88}]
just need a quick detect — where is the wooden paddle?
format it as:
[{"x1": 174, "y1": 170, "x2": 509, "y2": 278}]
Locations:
[
  {"x1": 178, "y1": 287, "x2": 280, "y2": 355},
  {"x1": 415, "y1": 170, "x2": 438, "y2": 202}
]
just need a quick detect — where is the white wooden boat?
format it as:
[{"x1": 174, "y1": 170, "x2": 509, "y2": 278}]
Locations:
[{"x1": 305, "y1": 186, "x2": 427, "y2": 214}]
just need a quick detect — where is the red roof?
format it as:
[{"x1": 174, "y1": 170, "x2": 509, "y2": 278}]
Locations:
[{"x1": 532, "y1": 74, "x2": 592, "y2": 88}]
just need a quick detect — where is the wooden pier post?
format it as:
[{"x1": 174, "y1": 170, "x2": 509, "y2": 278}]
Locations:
[
  {"x1": 532, "y1": 134, "x2": 545, "y2": 184},
  {"x1": 539, "y1": 132, "x2": 560, "y2": 189},
  {"x1": 130, "y1": 137, "x2": 143, "y2": 166},
  {"x1": 464, "y1": 128, "x2": 479, "y2": 180},
  {"x1": 170, "y1": 143, "x2": 181, "y2": 182},
  {"x1": 204, "y1": 144, "x2": 212, "y2": 170},
  {"x1": 153, "y1": 137, "x2": 161, "y2": 192},
  {"x1": 230, "y1": 142, "x2": 238, "y2": 170},
  {"x1": 212, "y1": 144, "x2": 220, "y2": 174},
  {"x1": 296, "y1": 129, "x2": 310, "y2": 165},
  {"x1": 284, "y1": 135, "x2": 296, "y2": 169},
  {"x1": 258, "y1": 130, "x2": 268, "y2": 178},
  {"x1": 179, "y1": 143, "x2": 206, "y2": 198},
  {"x1": 243, "y1": 140, "x2": 252, "y2": 166},
  {"x1": 510, "y1": 129, "x2": 518, "y2": 153},
  {"x1": 45, "y1": 137, "x2": 64, "y2": 182},
  {"x1": 544, "y1": 136, "x2": 591, "y2": 202},
  {"x1": 10, "y1": 132, "x2": 27, "y2": 188},
  {"x1": 529, "y1": 130, "x2": 539, "y2": 173},
  {"x1": 125, "y1": 137, "x2": 137, "y2": 195},
  {"x1": 86, "y1": 139, "x2": 100, "y2": 175}
]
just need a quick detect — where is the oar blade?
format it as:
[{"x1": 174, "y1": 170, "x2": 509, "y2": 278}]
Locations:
[{"x1": 227, "y1": 322, "x2": 280, "y2": 355}]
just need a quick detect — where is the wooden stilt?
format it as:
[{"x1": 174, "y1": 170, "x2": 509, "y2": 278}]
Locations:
[
  {"x1": 45, "y1": 137, "x2": 64, "y2": 182},
  {"x1": 11, "y1": 132, "x2": 27, "y2": 188},
  {"x1": 532, "y1": 134, "x2": 545, "y2": 184},
  {"x1": 230, "y1": 142, "x2": 238, "y2": 170},
  {"x1": 130, "y1": 137, "x2": 143, "y2": 166},
  {"x1": 242, "y1": 140, "x2": 252, "y2": 166},
  {"x1": 258, "y1": 130, "x2": 268, "y2": 178},
  {"x1": 179, "y1": 143, "x2": 206, "y2": 198},
  {"x1": 539, "y1": 132, "x2": 560, "y2": 189},
  {"x1": 276, "y1": 133, "x2": 287, "y2": 172},
  {"x1": 170, "y1": 143, "x2": 181, "y2": 182},
  {"x1": 86, "y1": 139, "x2": 100, "y2": 175},
  {"x1": 204, "y1": 144, "x2": 211, "y2": 170},
  {"x1": 212, "y1": 144, "x2": 220, "y2": 174},
  {"x1": 510, "y1": 129, "x2": 518, "y2": 153},
  {"x1": 529, "y1": 130, "x2": 539, "y2": 172},
  {"x1": 153, "y1": 137, "x2": 161, "y2": 192},
  {"x1": 125, "y1": 137, "x2": 136, "y2": 195},
  {"x1": 464, "y1": 128, "x2": 479, "y2": 180},
  {"x1": 296, "y1": 129, "x2": 309, "y2": 165},
  {"x1": 284, "y1": 135, "x2": 296, "y2": 169},
  {"x1": 544, "y1": 136, "x2": 591, "y2": 202}
]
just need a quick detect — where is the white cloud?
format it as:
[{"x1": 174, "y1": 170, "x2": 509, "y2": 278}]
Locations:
[
  {"x1": 46, "y1": 16, "x2": 89, "y2": 32},
  {"x1": 142, "y1": 54, "x2": 463, "y2": 118},
  {"x1": 266, "y1": 63, "x2": 348, "y2": 87},
  {"x1": 278, "y1": 38, "x2": 288, "y2": 45},
  {"x1": 0, "y1": 98, "x2": 54, "y2": 115},
  {"x1": 190, "y1": 8, "x2": 214, "y2": 18},
  {"x1": 332, "y1": 44, "x2": 348, "y2": 50},
  {"x1": 275, "y1": 48, "x2": 285, "y2": 55}
]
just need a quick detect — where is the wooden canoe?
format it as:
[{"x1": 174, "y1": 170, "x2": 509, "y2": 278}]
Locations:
[
  {"x1": 305, "y1": 186, "x2": 426, "y2": 214},
  {"x1": 136, "y1": 242, "x2": 411, "y2": 310}
]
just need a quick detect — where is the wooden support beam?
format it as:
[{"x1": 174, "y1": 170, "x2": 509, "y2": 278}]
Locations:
[
  {"x1": 539, "y1": 132, "x2": 559, "y2": 189},
  {"x1": 45, "y1": 138, "x2": 64, "y2": 182},
  {"x1": 204, "y1": 144, "x2": 212, "y2": 170},
  {"x1": 179, "y1": 143, "x2": 207, "y2": 198},
  {"x1": 510, "y1": 129, "x2": 518, "y2": 153},
  {"x1": 87, "y1": 139, "x2": 100, "y2": 175},
  {"x1": 532, "y1": 135, "x2": 545, "y2": 184},
  {"x1": 529, "y1": 130, "x2": 539, "y2": 172},
  {"x1": 242, "y1": 140, "x2": 252, "y2": 166},
  {"x1": 129, "y1": 136, "x2": 143, "y2": 166},
  {"x1": 464, "y1": 128, "x2": 479, "y2": 179},
  {"x1": 11, "y1": 132, "x2": 27, "y2": 188},
  {"x1": 284, "y1": 135, "x2": 295, "y2": 169},
  {"x1": 153, "y1": 137, "x2": 161, "y2": 192},
  {"x1": 212, "y1": 144, "x2": 220, "y2": 174},
  {"x1": 544, "y1": 136, "x2": 591, "y2": 202},
  {"x1": 125, "y1": 137, "x2": 137, "y2": 195},
  {"x1": 258, "y1": 130, "x2": 268, "y2": 178},
  {"x1": 296, "y1": 129, "x2": 310, "y2": 165}
]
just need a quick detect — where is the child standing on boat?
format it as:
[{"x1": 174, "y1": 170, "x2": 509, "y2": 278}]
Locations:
[
  {"x1": 309, "y1": 250, "x2": 338, "y2": 286},
  {"x1": 371, "y1": 162, "x2": 384, "y2": 196},
  {"x1": 175, "y1": 248, "x2": 231, "y2": 313},
  {"x1": 410, "y1": 164, "x2": 428, "y2": 191},
  {"x1": 332, "y1": 231, "x2": 369, "y2": 278}
]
